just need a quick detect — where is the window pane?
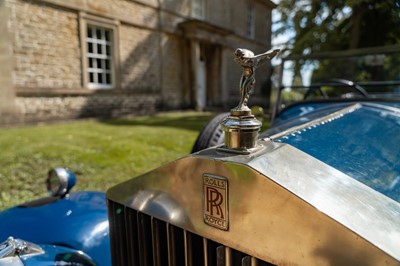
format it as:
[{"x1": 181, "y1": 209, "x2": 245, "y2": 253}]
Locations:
[
  {"x1": 88, "y1": 58, "x2": 93, "y2": 68},
  {"x1": 89, "y1": 72, "x2": 94, "y2": 82},
  {"x1": 105, "y1": 60, "x2": 110, "y2": 70},
  {"x1": 105, "y1": 30, "x2": 110, "y2": 41},
  {"x1": 246, "y1": 4, "x2": 255, "y2": 38},
  {"x1": 106, "y1": 45, "x2": 110, "y2": 56},
  {"x1": 87, "y1": 27, "x2": 92, "y2": 38},
  {"x1": 96, "y1": 58, "x2": 101, "y2": 69},
  {"x1": 88, "y1": 42, "x2": 93, "y2": 53},
  {"x1": 96, "y1": 28, "x2": 102, "y2": 39},
  {"x1": 98, "y1": 73, "x2": 103, "y2": 83},
  {"x1": 106, "y1": 73, "x2": 111, "y2": 84}
]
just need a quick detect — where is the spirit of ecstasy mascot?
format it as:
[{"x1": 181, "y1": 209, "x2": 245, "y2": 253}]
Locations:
[{"x1": 234, "y1": 48, "x2": 280, "y2": 111}]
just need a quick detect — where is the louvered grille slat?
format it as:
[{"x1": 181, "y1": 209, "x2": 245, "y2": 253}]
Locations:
[
  {"x1": 151, "y1": 218, "x2": 169, "y2": 265},
  {"x1": 203, "y1": 238, "x2": 209, "y2": 266},
  {"x1": 225, "y1": 247, "x2": 232, "y2": 266},
  {"x1": 251, "y1": 257, "x2": 258, "y2": 266},
  {"x1": 108, "y1": 199, "x2": 275, "y2": 266},
  {"x1": 188, "y1": 231, "x2": 205, "y2": 266},
  {"x1": 166, "y1": 223, "x2": 174, "y2": 266},
  {"x1": 137, "y1": 212, "x2": 153, "y2": 265},
  {"x1": 184, "y1": 230, "x2": 190, "y2": 266},
  {"x1": 206, "y1": 239, "x2": 220, "y2": 265},
  {"x1": 107, "y1": 201, "x2": 128, "y2": 265},
  {"x1": 125, "y1": 207, "x2": 139, "y2": 265},
  {"x1": 216, "y1": 246, "x2": 226, "y2": 266},
  {"x1": 168, "y1": 223, "x2": 185, "y2": 265},
  {"x1": 231, "y1": 249, "x2": 246, "y2": 266},
  {"x1": 242, "y1": 256, "x2": 251, "y2": 266}
]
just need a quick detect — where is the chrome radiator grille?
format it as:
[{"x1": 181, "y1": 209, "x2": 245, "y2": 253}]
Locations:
[{"x1": 108, "y1": 200, "x2": 274, "y2": 266}]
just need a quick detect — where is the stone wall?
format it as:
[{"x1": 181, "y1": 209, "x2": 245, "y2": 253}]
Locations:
[
  {"x1": 0, "y1": 1, "x2": 21, "y2": 125},
  {"x1": 15, "y1": 93, "x2": 160, "y2": 123},
  {"x1": 160, "y1": 33, "x2": 184, "y2": 109},
  {"x1": 9, "y1": 0, "x2": 81, "y2": 89},
  {"x1": 206, "y1": 0, "x2": 230, "y2": 29},
  {"x1": 5, "y1": 0, "x2": 169, "y2": 124},
  {"x1": 161, "y1": 0, "x2": 190, "y2": 17},
  {"x1": 119, "y1": 25, "x2": 162, "y2": 93}
]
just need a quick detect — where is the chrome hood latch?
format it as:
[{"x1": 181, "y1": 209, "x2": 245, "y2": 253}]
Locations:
[{"x1": 0, "y1": 237, "x2": 44, "y2": 259}]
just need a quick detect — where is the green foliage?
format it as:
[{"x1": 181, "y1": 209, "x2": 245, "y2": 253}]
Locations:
[
  {"x1": 276, "y1": 0, "x2": 400, "y2": 54},
  {"x1": 281, "y1": 88, "x2": 304, "y2": 106},
  {"x1": 0, "y1": 112, "x2": 215, "y2": 210}
]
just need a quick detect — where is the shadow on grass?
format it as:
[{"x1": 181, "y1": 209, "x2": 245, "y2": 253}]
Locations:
[{"x1": 100, "y1": 114, "x2": 215, "y2": 132}]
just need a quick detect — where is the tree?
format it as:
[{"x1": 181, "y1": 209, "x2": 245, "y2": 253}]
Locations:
[
  {"x1": 275, "y1": 0, "x2": 400, "y2": 54},
  {"x1": 275, "y1": 0, "x2": 400, "y2": 89}
]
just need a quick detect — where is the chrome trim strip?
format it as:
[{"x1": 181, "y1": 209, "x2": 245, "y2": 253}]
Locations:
[
  {"x1": 266, "y1": 103, "x2": 362, "y2": 140},
  {"x1": 362, "y1": 102, "x2": 400, "y2": 115}
]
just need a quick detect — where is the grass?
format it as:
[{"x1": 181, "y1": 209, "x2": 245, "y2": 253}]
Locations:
[{"x1": 0, "y1": 111, "x2": 215, "y2": 210}]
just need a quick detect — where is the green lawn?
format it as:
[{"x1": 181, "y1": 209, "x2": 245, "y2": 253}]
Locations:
[{"x1": 0, "y1": 112, "x2": 214, "y2": 210}]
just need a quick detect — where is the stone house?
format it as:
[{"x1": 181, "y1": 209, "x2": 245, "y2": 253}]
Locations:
[{"x1": 0, "y1": 0, "x2": 277, "y2": 124}]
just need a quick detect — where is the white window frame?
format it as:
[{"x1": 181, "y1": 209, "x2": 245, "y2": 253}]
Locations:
[
  {"x1": 79, "y1": 13, "x2": 119, "y2": 90},
  {"x1": 86, "y1": 25, "x2": 113, "y2": 89},
  {"x1": 246, "y1": 3, "x2": 255, "y2": 39}
]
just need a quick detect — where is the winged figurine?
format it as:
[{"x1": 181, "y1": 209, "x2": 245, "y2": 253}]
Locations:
[{"x1": 234, "y1": 48, "x2": 280, "y2": 111}]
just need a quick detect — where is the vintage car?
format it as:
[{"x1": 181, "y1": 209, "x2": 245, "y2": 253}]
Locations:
[
  {"x1": 106, "y1": 46, "x2": 400, "y2": 265},
  {"x1": 1, "y1": 45, "x2": 400, "y2": 265}
]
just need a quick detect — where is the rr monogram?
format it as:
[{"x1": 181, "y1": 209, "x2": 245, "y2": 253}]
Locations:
[
  {"x1": 206, "y1": 187, "x2": 224, "y2": 219},
  {"x1": 203, "y1": 174, "x2": 228, "y2": 230}
]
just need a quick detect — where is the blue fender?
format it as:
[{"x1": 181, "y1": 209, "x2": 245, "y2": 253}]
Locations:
[
  {"x1": 20, "y1": 244, "x2": 96, "y2": 266},
  {"x1": 0, "y1": 192, "x2": 110, "y2": 266}
]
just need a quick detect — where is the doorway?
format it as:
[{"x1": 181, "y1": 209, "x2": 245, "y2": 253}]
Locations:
[{"x1": 194, "y1": 42, "x2": 222, "y2": 110}]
